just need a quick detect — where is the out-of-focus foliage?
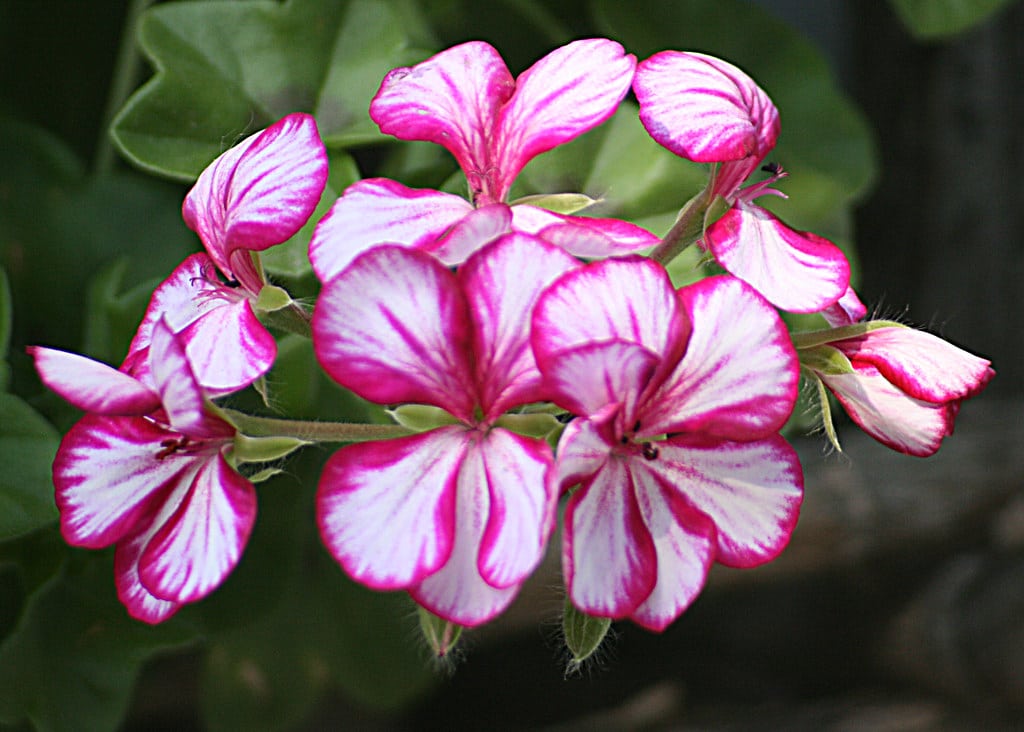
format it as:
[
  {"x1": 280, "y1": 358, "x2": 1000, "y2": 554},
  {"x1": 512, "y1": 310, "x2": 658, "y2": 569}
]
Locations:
[{"x1": 889, "y1": 0, "x2": 1019, "y2": 38}]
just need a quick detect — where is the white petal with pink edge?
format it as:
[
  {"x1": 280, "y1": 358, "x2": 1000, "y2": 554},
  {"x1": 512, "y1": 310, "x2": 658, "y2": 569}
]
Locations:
[
  {"x1": 510, "y1": 205, "x2": 658, "y2": 256},
  {"x1": 54, "y1": 415, "x2": 198, "y2": 548},
  {"x1": 183, "y1": 113, "x2": 327, "y2": 271},
  {"x1": 640, "y1": 276, "x2": 798, "y2": 440},
  {"x1": 476, "y1": 429, "x2": 557, "y2": 589},
  {"x1": 29, "y1": 347, "x2": 159, "y2": 416},
  {"x1": 834, "y1": 326, "x2": 994, "y2": 402},
  {"x1": 646, "y1": 435, "x2": 803, "y2": 568},
  {"x1": 819, "y1": 364, "x2": 955, "y2": 457},
  {"x1": 431, "y1": 203, "x2": 513, "y2": 266},
  {"x1": 554, "y1": 411, "x2": 615, "y2": 491},
  {"x1": 820, "y1": 286, "x2": 867, "y2": 327},
  {"x1": 634, "y1": 51, "x2": 779, "y2": 165},
  {"x1": 309, "y1": 179, "x2": 473, "y2": 282},
  {"x1": 494, "y1": 39, "x2": 636, "y2": 191},
  {"x1": 564, "y1": 454, "x2": 657, "y2": 618},
  {"x1": 138, "y1": 450, "x2": 256, "y2": 603},
  {"x1": 459, "y1": 233, "x2": 578, "y2": 418},
  {"x1": 370, "y1": 42, "x2": 514, "y2": 197},
  {"x1": 115, "y1": 525, "x2": 182, "y2": 624},
  {"x1": 705, "y1": 201, "x2": 850, "y2": 313},
  {"x1": 532, "y1": 256, "x2": 688, "y2": 366},
  {"x1": 628, "y1": 475, "x2": 716, "y2": 631},
  {"x1": 313, "y1": 245, "x2": 476, "y2": 420},
  {"x1": 317, "y1": 428, "x2": 468, "y2": 590}
]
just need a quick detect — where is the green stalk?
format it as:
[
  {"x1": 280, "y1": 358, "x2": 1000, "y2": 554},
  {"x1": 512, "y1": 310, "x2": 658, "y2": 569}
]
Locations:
[{"x1": 224, "y1": 411, "x2": 414, "y2": 443}]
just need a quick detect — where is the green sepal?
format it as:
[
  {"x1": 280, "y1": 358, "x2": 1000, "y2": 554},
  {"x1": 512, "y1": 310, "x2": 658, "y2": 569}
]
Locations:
[
  {"x1": 791, "y1": 320, "x2": 905, "y2": 350},
  {"x1": 417, "y1": 606, "x2": 462, "y2": 659},
  {"x1": 254, "y1": 284, "x2": 293, "y2": 313},
  {"x1": 563, "y1": 598, "x2": 611, "y2": 672},
  {"x1": 799, "y1": 344, "x2": 855, "y2": 376},
  {"x1": 246, "y1": 466, "x2": 285, "y2": 484},
  {"x1": 232, "y1": 433, "x2": 310, "y2": 465},
  {"x1": 812, "y1": 374, "x2": 843, "y2": 453},
  {"x1": 493, "y1": 411, "x2": 561, "y2": 438},
  {"x1": 387, "y1": 405, "x2": 460, "y2": 432},
  {"x1": 508, "y1": 192, "x2": 599, "y2": 215}
]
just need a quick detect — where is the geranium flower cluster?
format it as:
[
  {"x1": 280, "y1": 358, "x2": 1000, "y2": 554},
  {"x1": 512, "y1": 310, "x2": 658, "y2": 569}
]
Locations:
[{"x1": 32, "y1": 39, "x2": 992, "y2": 643}]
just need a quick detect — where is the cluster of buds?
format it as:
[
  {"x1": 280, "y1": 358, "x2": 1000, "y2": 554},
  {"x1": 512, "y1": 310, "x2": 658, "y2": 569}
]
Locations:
[{"x1": 31, "y1": 39, "x2": 992, "y2": 659}]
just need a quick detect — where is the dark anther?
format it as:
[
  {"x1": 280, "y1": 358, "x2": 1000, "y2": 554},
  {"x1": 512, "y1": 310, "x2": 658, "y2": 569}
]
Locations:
[
  {"x1": 556, "y1": 412, "x2": 575, "y2": 424},
  {"x1": 632, "y1": 420, "x2": 641, "y2": 432},
  {"x1": 620, "y1": 436, "x2": 629, "y2": 445},
  {"x1": 641, "y1": 442, "x2": 659, "y2": 461},
  {"x1": 224, "y1": 277, "x2": 241, "y2": 288},
  {"x1": 761, "y1": 162, "x2": 781, "y2": 175},
  {"x1": 155, "y1": 436, "x2": 190, "y2": 460}
]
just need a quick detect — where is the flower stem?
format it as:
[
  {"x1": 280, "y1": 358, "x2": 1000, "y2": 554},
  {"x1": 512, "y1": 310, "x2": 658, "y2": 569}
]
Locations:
[
  {"x1": 648, "y1": 168, "x2": 718, "y2": 266},
  {"x1": 224, "y1": 410, "x2": 414, "y2": 443},
  {"x1": 261, "y1": 301, "x2": 313, "y2": 339}
]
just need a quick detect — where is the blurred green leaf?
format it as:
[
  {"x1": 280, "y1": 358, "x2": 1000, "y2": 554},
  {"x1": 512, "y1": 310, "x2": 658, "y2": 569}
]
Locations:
[
  {"x1": 0, "y1": 394, "x2": 60, "y2": 541},
  {"x1": 889, "y1": 0, "x2": 1017, "y2": 38},
  {"x1": 0, "y1": 267, "x2": 10, "y2": 392},
  {"x1": 111, "y1": 0, "x2": 437, "y2": 181},
  {"x1": 0, "y1": 559, "x2": 197, "y2": 732}
]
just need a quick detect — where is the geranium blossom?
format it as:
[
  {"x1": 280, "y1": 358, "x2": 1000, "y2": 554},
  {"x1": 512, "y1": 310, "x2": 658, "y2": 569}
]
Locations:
[
  {"x1": 313, "y1": 234, "x2": 577, "y2": 625},
  {"x1": 532, "y1": 259, "x2": 803, "y2": 630},
  {"x1": 802, "y1": 323, "x2": 994, "y2": 456},
  {"x1": 633, "y1": 51, "x2": 849, "y2": 312},
  {"x1": 309, "y1": 39, "x2": 656, "y2": 282},
  {"x1": 30, "y1": 320, "x2": 256, "y2": 623},
  {"x1": 123, "y1": 112, "x2": 328, "y2": 393}
]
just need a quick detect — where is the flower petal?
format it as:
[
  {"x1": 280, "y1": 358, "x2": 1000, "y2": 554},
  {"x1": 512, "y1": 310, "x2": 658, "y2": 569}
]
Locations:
[
  {"x1": 54, "y1": 415, "x2": 195, "y2": 548},
  {"x1": 562, "y1": 424, "x2": 657, "y2": 618},
  {"x1": 370, "y1": 42, "x2": 514, "y2": 202},
  {"x1": 138, "y1": 450, "x2": 256, "y2": 603},
  {"x1": 493, "y1": 39, "x2": 636, "y2": 193},
  {"x1": 705, "y1": 201, "x2": 850, "y2": 313},
  {"x1": 114, "y1": 526, "x2": 182, "y2": 624},
  {"x1": 29, "y1": 347, "x2": 159, "y2": 416},
  {"x1": 820, "y1": 286, "x2": 867, "y2": 327},
  {"x1": 834, "y1": 326, "x2": 994, "y2": 402},
  {"x1": 645, "y1": 434, "x2": 803, "y2": 568},
  {"x1": 628, "y1": 478, "x2": 715, "y2": 632},
  {"x1": 634, "y1": 51, "x2": 778, "y2": 187},
  {"x1": 640, "y1": 276, "x2": 798, "y2": 440},
  {"x1": 431, "y1": 203, "x2": 513, "y2": 266},
  {"x1": 819, "y1": 364, "x2": 956, "y2": 457},
  {"x1": 312, "y1": 245, "x2": 476, "y2": 419},
  {"x1": 510, "y1": 205, "x2": 658, "y2": 256},
  {"x1": 317, "y1": 428, "x2": 466, "y2": 589},
  {"x1": 476, "y1": 429, "x2": 557, "y2": 589},
  {"x1": 459, "y1": 233, "x2": 578, "y2": 417},
  {"x1": 308, "y1": 179, "x2": 473, "y2": 282},
  {"x1": 183, "y1": 113, "x2": 328, "y2": 285}
]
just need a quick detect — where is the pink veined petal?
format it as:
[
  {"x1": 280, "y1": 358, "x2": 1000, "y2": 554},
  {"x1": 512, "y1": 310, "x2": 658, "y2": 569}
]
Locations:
[
  {"x1": 476, "y1": 429, "x2": 557, "y2": 589},
  {"x1": 819, "y1": 364, "x2": 956, "y2": 457},
  {"x1": 147, "y1": 319, "x2": 234, "y2": 440},
  {"x1": 821, "y1": 286, "x2": 867, "y2": 327},
  {"x1": 459, "y1": 233, "x2": 578, "y2": 418},
  {"x1": 492, "y1": 39, "x2": 636, "y2": 197},
  {"x1": 53, "y1": 415, "x2": 197, "y2": 548},
  {"x1": 628, "y1": 477, "x2": 716, "y2": 632},
  {"x1": 634, "y1": 51, "x2": 779, "y2": 178},
  {"x1": 409, "y1": 436, "x2": 520, "y2": 626},
  {"x1": 532, "y1": 256, "x2": 689, "y2": 368},
  {"x1": 554, "y1": 410, "x2": 616, "y2": 492},
  {"x1": 138, "y1": 450, "x2": 256, "y2": 603},
  {"x1": 312, "y1": 246, "x2": 477, "y2": 420},
  {"x1": 643, "y1": 434, "x2": 803, "y2": 568},
  {"x1": 29, "y1": 347, "x2": 159, "y2": 416},
  {"x1": 563, "y1": 450, "x2": 658, "y2": 619},
  {"x1": 430, "y1": 203, "x2": 513, "y2": 266},
  {"x1": 509, "y1": 205, "x2": 658, "y2": 256},
  {"x1": 317, "y1": 428, "x2": 467, "y2": 590},
  {"x1": 183, "y1": 113, "x2": 328, "y2": 278},
  {"x1": 115, "y1": 527, "x2": 182, "y2": 624},
  {"x1": 640, "y1": 276, "x2": 799, "y2": 440},
  {"x1": 704, "y1": 201, "x2": 850, "y2": 313},
  {"x1": 309, "y1": 179, "x2": 473, "y2": 282},
  {"x1": 833, "y1": 326, "x2": 994, "y2": 403},
  {"x1": 539, "y1": 340, "x2": 660, "y2": 424},
  {"x1": 370, "y1": 42, "x2": 515, "y2": 203}
]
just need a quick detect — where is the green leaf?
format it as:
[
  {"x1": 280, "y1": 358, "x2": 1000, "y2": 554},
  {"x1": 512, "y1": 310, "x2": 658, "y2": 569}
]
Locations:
[
  {"x1": 0, "y1": 266, "x2": 10, "y2": 359},
  {"x1": 0, "y1": 559, "x2": 197, "y2": 732},
  {"x1": 889, "y1": 0, "x2": 1017, "y2": 38},
  {"x1": 0, "y1": 394, "x2": 60, "y2": 541},
  {"x1": 111, "y1": 0, "x2": 437, "y2": 181}
]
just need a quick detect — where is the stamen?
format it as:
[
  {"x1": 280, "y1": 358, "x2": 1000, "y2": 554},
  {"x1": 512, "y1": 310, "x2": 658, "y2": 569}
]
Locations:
[{"x1": 641, "y1": 442, "x2": 659, "y2": 461}]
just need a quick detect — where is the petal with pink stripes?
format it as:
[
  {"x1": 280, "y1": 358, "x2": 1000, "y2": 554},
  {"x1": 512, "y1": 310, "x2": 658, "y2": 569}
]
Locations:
[
  {"x1": 29, "y1": 347, "x2": 159, "y2": 416},
  {"x1": 114, "y1": 525, "x2": 182, "y2": 624}
]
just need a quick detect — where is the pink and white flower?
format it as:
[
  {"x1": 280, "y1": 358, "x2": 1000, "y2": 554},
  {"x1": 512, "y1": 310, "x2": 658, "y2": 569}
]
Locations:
[
  {"x1": 30, "y1": 320, "x2": 256, "y2": 623},
  {"x1": 532, "y1": 260, "x2": 803, "y2": 631},
  {"x1": 313, "y1": 234, "x2": 578, "y2": 626},
  {"x1": 123, "y1": 112, "x2": 328, "y2": 393},
  {"x1": 803, "y1": 323, "x2": 994, "y2": 456},
  {"x1": 633, "y1": 51, "x2": 850, "y2": 313},
  {"x1": 309, "y1": 39, "x2": 656, "y2": 282}
]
